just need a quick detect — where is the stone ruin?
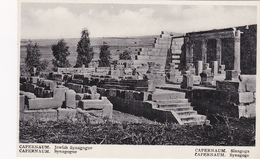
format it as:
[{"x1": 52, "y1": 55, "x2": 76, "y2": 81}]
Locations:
[
  {"x1": 20, "y1": 76, "x2": 113, "y2": 123},
  {"x1": 19, "y1": 25, "x2": 257, "y2": 124}
]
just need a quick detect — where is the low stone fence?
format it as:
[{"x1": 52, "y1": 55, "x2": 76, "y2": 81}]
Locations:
[{"x1": 191, "y1": 75, "x2": 256, "y2": 118}]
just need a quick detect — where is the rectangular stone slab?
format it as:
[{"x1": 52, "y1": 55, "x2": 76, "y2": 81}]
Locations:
[
  {"x1": 28, "y1": 98, "x2": 62, "y2": 110},
  {"x1": 79, "y1": 98, "x2": 113, "y2": 118},
  {"x1": 21, "y1": 109, "x2": 57, "y2": 121},
  {"x1": 57, "y1": 108, "x2": 77, "y2": 122},
  {"x1": 20, "y1": 95, "x2": 25, "y2": 111},
  {"x1": 230, "y1": 92, "x2": 254, "y2": 104}
]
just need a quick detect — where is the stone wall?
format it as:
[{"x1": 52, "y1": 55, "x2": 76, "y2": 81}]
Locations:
[{"x1": 96, "y1": 87, "x2": 179, "y2": 123}]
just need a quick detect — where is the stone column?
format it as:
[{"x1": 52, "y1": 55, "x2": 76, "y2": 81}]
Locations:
[
  {"x1": 216, "y1": 38, "x2": 222, "y2": 67},
  {"x1": 201, "y1": 39, "x2": 207, "y2": 64},
  {"x1": 185, "y1": 37, "x2": 191, "y2": 64},
  {"x1": 190, "y1": 43, "x2": 194, "y2": 64},
  {"x1": 234, "y1": 30, "x2": 241, "y2": 72},
  {"x1": 196, "y1": 61, "x2": 203, "y2": 75},
  {"x1": 211, "y1": 61, "x2": 218, "y2": 76}
]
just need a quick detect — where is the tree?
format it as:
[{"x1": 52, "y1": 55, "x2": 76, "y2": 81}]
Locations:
[
  {"x1": 25, "y1": 41, "x2": 42, "y2": 74},
  {"x1": 119, "y1": 50, "x2": 132, "y2": 60},
  {"x1": 51, "y1": 39, "x2": 71, "y2": 69},
  {"x1": 98, "y1": 42, "x2": 111, "y2": 67},
  {"x1": 75, "y1": 28, "x2": 94, "y2": 67}
]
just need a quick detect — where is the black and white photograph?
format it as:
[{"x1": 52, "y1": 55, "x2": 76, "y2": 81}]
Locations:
[{"x1": 13, "y1": 0, "x2": 259, "y2": 158}]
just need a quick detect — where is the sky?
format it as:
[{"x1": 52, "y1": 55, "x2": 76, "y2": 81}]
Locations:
[{"x1": 21, "y1": 2, "x2": 257, "y2": 39}]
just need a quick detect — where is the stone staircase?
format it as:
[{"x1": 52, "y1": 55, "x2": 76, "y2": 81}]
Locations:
[{"x1": 151, "y1": 89, "x2": 210, "y2": 125}]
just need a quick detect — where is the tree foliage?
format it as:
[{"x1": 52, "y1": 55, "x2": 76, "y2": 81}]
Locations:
[
  {"x1": 25, "y1": 41, "x2": 42, "y2": 74},
  {"x1": 98, "y1": 42, "x2": 111, "y2": 67},
  {"x1": 75, "y1": 28, "x2": 94, "y2": 67},
  {"x1": 119, "y1": 50, "x2": 132, "y2": 60},
  {"x1": 51, "y1": 39, "x2": 71, "y2": 69}
]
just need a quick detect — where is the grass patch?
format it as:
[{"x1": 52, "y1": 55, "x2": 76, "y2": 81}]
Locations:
[{"x1": 19, "y1": 117, "x2": 255, "y2": 146}]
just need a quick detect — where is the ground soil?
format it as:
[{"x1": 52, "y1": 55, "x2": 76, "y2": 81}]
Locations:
[{"x1": 19, "y1": 110, "x2": 255, "y2": 146}]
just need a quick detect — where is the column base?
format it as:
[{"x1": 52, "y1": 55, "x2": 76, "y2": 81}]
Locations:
[{"x1": 225, "y1": 70, "x2": 240, "y2": 81}]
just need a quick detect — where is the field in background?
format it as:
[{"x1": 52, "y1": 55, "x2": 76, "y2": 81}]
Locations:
[{"x1": 20, "y1": 35, "x2": 158, "y2": 71}]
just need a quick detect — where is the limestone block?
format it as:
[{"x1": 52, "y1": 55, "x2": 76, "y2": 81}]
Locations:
[
  {"x1": 22, "y1": 109, "x2": 57, "y2": 121},
  {"x1": 239, "y1": 75, "x2": 256, "y2": 92},
  {"x1": 28, "y1": 98, "x2": 62, "y2": 109},
  {"x1": 238, "y1": 103, "x2": 256, "y2": 118},
  {"x1": 151, "y1": 92, "x2": 185, "y2": 101},
  {"x1": 30, "y1": 76, "x2": 39, "y2": 84},
  {"x1": 84, "y1": 93, "x2": 100, "y2": 100},
  {"x1": 21, "y1": 91, "x2": 36, "y2": 99},
  {"x1": 57, "y1": 108, "x2": 77, "y2": 122},
  {"x1": 53, "y1": 87, "x2": 69, "y2": 101},
  {"x1": 225, "y1": 70, "x2": 239, "y2": 81},
  {"x1": 216, "y1": 81, "x2": 246, "y2": 92},
  {"x1": 148, "y1": 80, "x2": 156, "y2": 92},
  {"x1": 193, "y1": 76, "x2": 201, "y2": 85},
  {"x1": 230, "y1": 92, "x2": 254, "y2": 104},
  {"x1": 42, "y1": 80, "x2": 55, "y2": 91},
  {"x1": 20, "y1": 95, "x2": 25, "y2": 111},
  {"x1": 66, "y1": 90, "x2": 76, "y2": 108},
  {"x1": 79, "y1": 97, "x2": 113, "y2": 118},
  {"x1": 89, "y1": 85, "x2": 97, "y2": 94}
]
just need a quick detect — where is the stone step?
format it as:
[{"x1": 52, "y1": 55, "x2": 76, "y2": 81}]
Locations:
[
  {"x1": 172, "y1": 60, "x2": 180, "y2": 64},
  {"x1": 176, "y1": 110, "x2": 197, "y2": 116},
  {"x1": 183, "y1": 120, "x2": 210, "y2": 125},
  {"x1": 181, "y1": 114, "x2": 208, "y2": 124},
  {"x1": 151, "y1": 91, "x2": 186, "y2": 101},
  {"x1": 172, "y1": 55, "x2": 180, "y2": 59},
  {"x1": 156, "y1": 99, "x2": 189, "y2": 104},
  {"x1": 165, "y1": 106, "x2": 193, "y2": 111},
  {"x1": 180, "y1": 116, "x2": 196, "y2": 123},
  {"x1": 158, "y1": 103, "x2": 191, "y2": 108}
]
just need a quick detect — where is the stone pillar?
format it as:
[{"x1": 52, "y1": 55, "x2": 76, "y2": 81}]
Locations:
[
  {"x1": 234, "y1": 30, "x2": 241, "y2": 72},
  {"x1": 196, "y1": 61, "x2": 203, "y2": 75},
  {"x1": 211, "y1": 61, "x2": 218, "y2": 76},
  {"x1": 189, "y1": 43, "x2": 194, "y2": 64},
  {"x1": 148, "y1": 80, "x2": 156, "y2": 92},
  {"x1": 185, "y1": 38, "x2": 191, "y2": 64},
  {"x1": 66, "y1": 90, "x2": 76, "y2": 108},
  {"x1": 201, "y1": 39, "x2": 207, "y2": 64},
  {"x1": 216, "y1": 38, "x2": 222, "y2": 67}
]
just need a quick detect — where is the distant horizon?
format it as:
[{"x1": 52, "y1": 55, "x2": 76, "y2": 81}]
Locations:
[
  {"x1": 20, "y1": 23, "x2": 257, "y2": 40},
  {"x1": 21, "y1": 3, "x2": 257, "y2": 39}
]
